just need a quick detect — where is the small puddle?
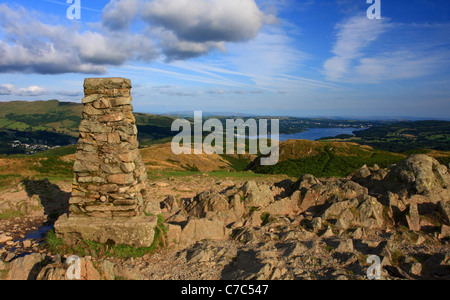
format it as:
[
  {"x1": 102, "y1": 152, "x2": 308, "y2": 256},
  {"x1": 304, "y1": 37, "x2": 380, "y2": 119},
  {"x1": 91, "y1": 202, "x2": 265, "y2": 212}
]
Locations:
[
  {"x1": 20, "y1": 225, "x2": 54, "y2": 242},
  {"x1": 0, "y1": 224, "x2": 53, "y2": 252}
]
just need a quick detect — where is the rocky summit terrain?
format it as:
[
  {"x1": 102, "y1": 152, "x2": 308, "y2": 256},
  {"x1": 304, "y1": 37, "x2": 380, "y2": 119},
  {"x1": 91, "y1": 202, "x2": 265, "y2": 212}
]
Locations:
[{"x1": 0, "y1": 154, "x2": 449, "y2": 280}]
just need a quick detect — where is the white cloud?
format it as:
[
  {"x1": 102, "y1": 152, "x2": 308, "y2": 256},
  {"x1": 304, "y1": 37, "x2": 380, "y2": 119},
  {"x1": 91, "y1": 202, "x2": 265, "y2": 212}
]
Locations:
[
  {"x1": 324, "y1": 16, "x2": 450, "y2": 83},
  {"x1": 106, "y1": 0, "x2": 276, "y2": 60},
  {"x1": 0, "y1": 84, "x2": 48, "y2": 97},
  {"x1": 149, "y1": 27, "x2": 226, "y2": 61},
  {"x1": 355, "y1": 50, "x2": 450, "y2": 83},
  {"x1": 16, "y1": 86, "x2": 48, "y2": 97},
  {"x1": 0, "y1": 3, "x2": 159, "y2": 74},
  {"x1": 100, "y1": 0, "x2": 278, "y2": 61},
  {"x1": 141, "y1": 0, "x2": 268, "y2": 42},
  {"x1": 0, "y1": 1, "x2": 274, "y2": 74},
  {"x1": 323, "y1": 15, "x2": 390, "y2": 82},
  {"x1": 102, "y1": 0, "x2": 140, "y2": 31},
  {"x1": 0, "y1": 4, "x2": 108, "y2": 74},
  {"x1": 0, "y1": 83, "x2": 14, "y2": 95}
]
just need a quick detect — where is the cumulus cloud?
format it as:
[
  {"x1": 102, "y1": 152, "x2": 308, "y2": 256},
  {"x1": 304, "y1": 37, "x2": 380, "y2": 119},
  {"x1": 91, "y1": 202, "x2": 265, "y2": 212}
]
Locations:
[
  {"x1": 0, "y1": 83, "x2": 14, "y2": 95},
  {"x1": 150, "y1": 27, "x2": 226, "y2": 61},
  {"x1": 102, "y1": 0, "x2": 140, "y2": 31},
  {"x1": 16, "y1": 86, "x2": 48, "y2": 97},
  {"x1": 0, "y1": 1, "x2": 273, "y2": 74},
  {"x1": 0, "y1": 84, "x2": 48, "y2": 97},
  {"x1": 141, "y1": 0, "x2": 266, "y2": 42},
  {"x1": 104, "y1": 0, "x2": 275, "y2": 61},
  {"x1": 0, "y1": 4, "x2": 108, "y2": 74},
  {"x1": 0, "y1": 2, "x2": 160, "y2": 74}
]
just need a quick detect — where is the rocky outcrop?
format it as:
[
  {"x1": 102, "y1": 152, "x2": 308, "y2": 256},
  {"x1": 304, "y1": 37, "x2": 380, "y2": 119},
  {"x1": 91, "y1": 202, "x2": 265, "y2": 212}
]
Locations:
[
  {"x1": 6, "y1": 253, "x2": 47, "y2": 280},
  {"x1": 159, "y1": 155, "x2": 449, "y2": 250},
  {"x1": 2, "y1": 154, "x2": 448, "y2": 280},
  {"x1": 150, "y1": 154, "x2": 449, "y2": 280},
  {"x1": 384, "y1": 154, "x2": 449, "y2": 195}
]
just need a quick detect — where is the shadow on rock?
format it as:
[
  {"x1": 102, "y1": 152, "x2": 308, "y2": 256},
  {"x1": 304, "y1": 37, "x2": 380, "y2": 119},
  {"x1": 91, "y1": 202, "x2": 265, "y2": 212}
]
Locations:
[
  {"x1": 220, "y1": 249, "x2": 266, "y2": 280},
  {"x1": 21, "y1": 178, "x2": 70, "y2": 221}
]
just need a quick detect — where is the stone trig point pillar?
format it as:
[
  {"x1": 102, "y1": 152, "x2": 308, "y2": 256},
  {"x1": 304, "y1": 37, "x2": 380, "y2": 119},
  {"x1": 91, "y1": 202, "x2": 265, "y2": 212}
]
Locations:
[{"x1": 55, "y1": 78, "x2": 157, "y2": 248}]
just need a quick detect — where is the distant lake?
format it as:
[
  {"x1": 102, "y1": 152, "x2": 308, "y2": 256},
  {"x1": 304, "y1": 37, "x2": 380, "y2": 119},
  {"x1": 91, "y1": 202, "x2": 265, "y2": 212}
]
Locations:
[{"x1": 278, "y1": 128, "x2": 366, "y2": 142}]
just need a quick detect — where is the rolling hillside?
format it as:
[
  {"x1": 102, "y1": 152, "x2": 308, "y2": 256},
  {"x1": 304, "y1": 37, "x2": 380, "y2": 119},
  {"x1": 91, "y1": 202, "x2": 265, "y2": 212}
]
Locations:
[
  {"x1": 248, "y1": 139, "x2": 450, "y2": 178},
  {"x1": 0, "y1": 100, "x2": 449, "y2": 180},
  {"x1": 0, "y1": 100, "x2": 179, "y2": 154},
  {"x1": 0, "y1": 100, "x2": 82, "y2": 136},
  {"x1": 320, "y1": 120, "x2": 450, "y2": 153}
]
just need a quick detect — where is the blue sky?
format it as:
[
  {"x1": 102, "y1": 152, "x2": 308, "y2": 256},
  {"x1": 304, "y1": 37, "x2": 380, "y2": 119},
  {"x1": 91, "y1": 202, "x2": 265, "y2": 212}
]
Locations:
[{"x1": 0, "y1": 0, "x2": 449, "y2": 119}]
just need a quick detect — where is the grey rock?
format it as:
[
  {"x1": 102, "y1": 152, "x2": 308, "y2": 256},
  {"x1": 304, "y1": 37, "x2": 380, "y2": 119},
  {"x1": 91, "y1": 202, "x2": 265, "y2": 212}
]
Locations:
[
  {"x1": 7, "y1": 253, "x2": 46, "y2": 280},
  {"x1": 385, "y1": 154, "x2": 449, "y2": 194}
]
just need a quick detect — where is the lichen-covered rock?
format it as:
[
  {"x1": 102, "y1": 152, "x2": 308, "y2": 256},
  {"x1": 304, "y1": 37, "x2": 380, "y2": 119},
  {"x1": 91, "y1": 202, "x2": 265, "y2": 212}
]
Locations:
[
  {"x1": 357, "y1": 196, "x2": 385, "y2": 228},
  {"x1": 242, "y1": 181, "x2": 274, "y2": 209},
  {"x1": 55, "y1": 214, "x2": 158, "y2": 248},
  {"x1": 296, "y1": 174, "x2": 321, "y2": 190},
  {"x1": 179, "y1": 218, "x2": 229, "y2": 247},
  {"x1": 385, "y1": 154, "x2": 449, "y2": 194},
  {"x1": 438, "y1": 200, "x2": 450, "y2": 225},
  {"x1": 298, "y1": 188, "x2": 326, "y2": 215},
  {"x1": 7, "y1": 253, "x2": 46, "y2": 280}
]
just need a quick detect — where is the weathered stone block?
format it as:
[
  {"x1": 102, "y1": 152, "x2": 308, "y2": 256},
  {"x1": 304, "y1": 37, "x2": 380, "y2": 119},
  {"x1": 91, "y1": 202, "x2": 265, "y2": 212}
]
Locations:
[
  {"x1": 107, "y1": 132, "x2": 121, "y2": 144},
  {"x1": 78, "y1": 176, "x2": 106, "y2": 184},
  {"x1": 92, "y1": 98, "x2": 111, "y2": 109},
  {"x1": 101, "y1": 163, "x2": 122, "y2": 174},
  {"x1": 76, "y1": 152, "x2": 101, "y2": 164},
  {"x1": 179, "y1": 218, "x2": 229, "y2": 247},
  {"x1": 83, "y1": 105, "x2": 104, "y2": 115},
  {"x1": 99, "y1": 112, "x2": 125, "y2": 123},
  {"x1": 55, "y1": 214, "x2": 157, "y2": 248},
  {"x1": 79, "y1": 120, "x2": 111, "y2": 134},
  {"x1": 110, "y1": 97, "x2": 132, "y2": 106},
  {"x1": 120, "y1": 162, "x2": 136, "y2": 173},
  {"x1": 73, "y1": 161, "x2": 99, "y2": 173},
  {"x1": 117, "y1": 151, "x2": 138, "y2": 162},
  {"x1": 107, "y1": 173, "x2": 135, "y2": 185},
  {"x1": 82, "y1": 94, "x2": 99, "y2": 104},
  {"x1": 84, "y1": 78, "x2": 132, "y2": 90}
]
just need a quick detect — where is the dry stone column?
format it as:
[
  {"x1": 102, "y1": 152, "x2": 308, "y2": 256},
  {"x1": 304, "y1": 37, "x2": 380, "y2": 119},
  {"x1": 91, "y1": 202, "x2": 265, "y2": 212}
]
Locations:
[
  {"x1": 55, "y1": 78, "x2": 157, "y2": 248},
  {"x1": 70, "y1": 78, "x2": 150, "y2": 218}
]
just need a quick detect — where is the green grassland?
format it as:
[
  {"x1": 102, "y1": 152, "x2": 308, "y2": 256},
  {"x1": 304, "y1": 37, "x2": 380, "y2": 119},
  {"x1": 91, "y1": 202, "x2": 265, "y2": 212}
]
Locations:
[
  {"x1": 321, "y1": 120, "x2": 450, "y2": 153},
  {"x1": 0, "y1": 100, "x2": 82, "y2": 135},
  {"x1": 248, "y1": 140, "x2": 409, "y2": 178}
]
